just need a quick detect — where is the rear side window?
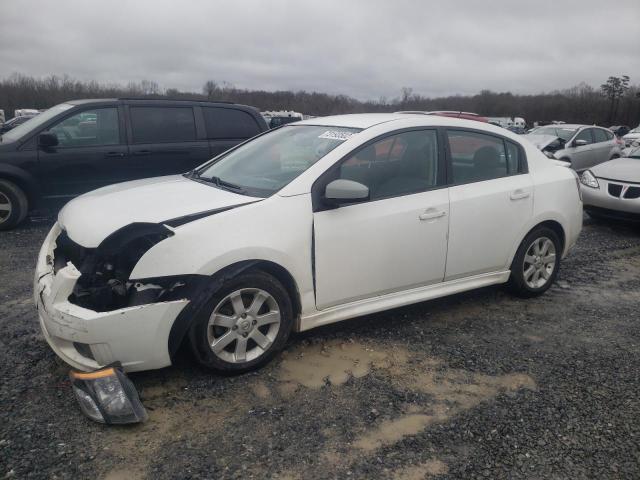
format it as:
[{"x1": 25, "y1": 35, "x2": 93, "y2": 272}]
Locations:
[
  {"x1": 593, "y1": 129, "x2": 609, "y2": 143},
  {"x1": 447, "y1": 130, "x2": 509, "y2": 184},
  {"x1": 203, "y1": 107, "x2": 261, "y2": 139},
  {"x1": 130, "y1": 107, "x2": 196, "y2": 144}
]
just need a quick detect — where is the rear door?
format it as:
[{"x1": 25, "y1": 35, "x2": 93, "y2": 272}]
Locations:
[
  {"x1": 592, "y1": 128, "x2": 615, "y2": 166},
  {"x1": 37, "y1": 105, "x2": 130, "y2": 198},
  {"x1": 202, "y1": 106, "x2": 264, "y2": 157},
  {"x1": 127, "y1": 105, "x2": 211, "y2": 178},
  {"x1": 445, "y1": 129, "x2": 533, "y2": 280}
]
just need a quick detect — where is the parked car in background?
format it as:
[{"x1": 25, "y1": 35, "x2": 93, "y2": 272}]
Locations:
[
  {"x1": 623, "y1": 125, "x2": 640, "y2": 147},
  {"x1": 34, "y1": 113, "x2": 582, "y2": 374},
  {"x1": 0, "y1": 98, "x2": 268, "y2": 230},
  {"x1": 262, "y1": 110, "x2": 303, "y2": 128},
  {"x1": 0, "y1": 114, "x2": 38, "y2": 133},
  {"x1": 580, "y1": 144, "x2": 640, "y2": 222},
  {"x1": 524, "y1": 124, "x2": 621, "y2": 171}
]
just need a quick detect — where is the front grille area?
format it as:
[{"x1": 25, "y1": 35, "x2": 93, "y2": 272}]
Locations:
[
  {"x1": 608, "y1": 183, "x2": 623, "y2": 197},
  {"x1": 624, "y1": 186, "x2": 640, "y2": 199}
]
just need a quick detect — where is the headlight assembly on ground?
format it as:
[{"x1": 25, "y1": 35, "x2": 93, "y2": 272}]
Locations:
[
  {"x1": 580, "y1": 170, "x2": 599, "y2": 189},
  {"x1": 69, "y1": 365, "x2": 148, "y2": 424}
]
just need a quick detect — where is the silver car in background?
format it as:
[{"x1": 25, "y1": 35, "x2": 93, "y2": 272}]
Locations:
[
  {"x1": 580, "y1": 145, "x2": 640, "y2": 222},
  {"x1": 525, "y1": 124, "x2": 621, "y2": 171}
]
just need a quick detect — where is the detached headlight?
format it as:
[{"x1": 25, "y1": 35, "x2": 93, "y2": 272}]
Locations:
[
  {"x1": 580, "y1": 170, "x2": 599, "y2": 189},
  {"x1": 70, "y1": 365, "x2": 148, "y2": 424}
]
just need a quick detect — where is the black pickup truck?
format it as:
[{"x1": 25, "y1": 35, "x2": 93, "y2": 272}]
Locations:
[{"x1": 0, "y1": 98, "x2": 268, "y2": 229}]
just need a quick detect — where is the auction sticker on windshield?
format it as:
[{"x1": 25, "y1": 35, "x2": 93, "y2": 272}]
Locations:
[{"x1": 318, "y1": 130, "x2": 357, "y2": 141}]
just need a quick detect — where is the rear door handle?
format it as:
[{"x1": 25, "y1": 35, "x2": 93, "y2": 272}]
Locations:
[
  {"x1": 510, "y1": 189, "x2": 530, "y2": 200},
  {"x1": 132, "y1": 150, "x2": 152, "y2": 156},
  {"x1": 419, "y1": 209, "x2": 447, "y2": 221},
  {"x1": 104, "y1": 151, "x2": 125, "y2": 158}
]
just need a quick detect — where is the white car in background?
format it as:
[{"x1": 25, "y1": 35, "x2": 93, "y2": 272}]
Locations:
[
  {"x1": 623, "y1": 126, "x2": 640, "y2": 148},
  {"x1": 35, "y1": 114, "x2": 582, "y2": 374}
]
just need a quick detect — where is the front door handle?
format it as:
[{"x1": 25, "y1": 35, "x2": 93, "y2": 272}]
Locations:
[
  {"x1": 419, "y1": 209, "x2": 447, "y2": 221},
  {"x1": 510, "y1": 189, "x2": 531, "y2": 200},
  {"x1": 104, "y1": 151, "x2": 125, "y2": 158}
]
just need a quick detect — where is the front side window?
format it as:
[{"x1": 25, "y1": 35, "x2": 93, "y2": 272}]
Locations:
[
  {"x1": 447, "y1": 130, "x2": 509, "y2": 183},
  {"x1": 49, "y1": 108, "x2": 119, "y2": 147},
  {"x1": 338, "y1": 130, "x2": 439, "y2": 200},
  {"x1": 574, "y1": 129, "x2": 593, "y2": 145},
  {"x1": 194, "y1": 125, "x2": 360, "y2": 197},
  {"x1": 1, "y1": 103, "x2": 73, "y2": 143},
  {"x1": 130, "y1": 107, "x2": 196, "y2": 144},
  {"x1": 203, "y1": 107, "x2": 261, "y2": 139}
]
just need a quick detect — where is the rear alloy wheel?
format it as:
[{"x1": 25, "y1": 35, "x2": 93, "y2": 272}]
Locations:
[
  {"x1": 508, "y1": 227, "x2": 561, "y2": 297},
  {"x1": 0, "y1": 179, "x2": 28, "y2": 231},
  {"x1": 189, "y1": 271, "x2": 293, "y2": 374}
]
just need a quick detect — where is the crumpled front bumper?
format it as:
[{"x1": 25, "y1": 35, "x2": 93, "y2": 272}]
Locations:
[{"x1": 34, "y1": 224, "x2": 189, "y2": 372}]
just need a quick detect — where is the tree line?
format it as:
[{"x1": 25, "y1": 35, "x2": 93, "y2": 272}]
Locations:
[{"x1": 1, "y1": 73, "x2": 638, "y2": 127}]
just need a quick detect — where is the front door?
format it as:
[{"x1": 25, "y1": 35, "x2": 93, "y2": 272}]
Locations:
[
  {"x1": 313, "y1": 129, "x2": 449, "y2": 309},
  {"x1": 568, "y1": 128, "x2": 596, "y2": 171},
  {"x1": 37, "y1": 106, "x2": 130, "y2": 199},
  {"x1": 444, "y1": 129, "x2": 533, "y2": 280}
]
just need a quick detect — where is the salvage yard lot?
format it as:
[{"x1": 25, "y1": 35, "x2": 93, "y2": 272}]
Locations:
[{"x1": 1, "y1": 218, "x2": 639, "y2": 479}]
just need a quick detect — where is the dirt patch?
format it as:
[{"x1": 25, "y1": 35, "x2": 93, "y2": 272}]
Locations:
[
  {"x1": 277, "y1": 339, "x2": 407, "y2": 390},
  {"x1": 392, "y1": 459, "x2": 449, "y2": 479}
]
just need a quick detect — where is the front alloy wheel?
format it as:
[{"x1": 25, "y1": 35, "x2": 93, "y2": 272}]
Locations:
[
  {"x1": 207, "y1": 288, "x2": 282, "y2": 364},
  {"x1": 189, "y1": 270, "x2": 293, "y2": 374}
]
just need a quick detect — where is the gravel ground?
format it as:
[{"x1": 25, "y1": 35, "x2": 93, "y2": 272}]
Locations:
[{"x1": 1, "y1": 217, "x2": 639, "y2": 479}]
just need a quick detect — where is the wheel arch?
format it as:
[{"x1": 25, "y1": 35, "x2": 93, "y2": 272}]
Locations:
[
  {"x1": 167, "y1": 259, "x2": 303, "y2": 359},
  {"x1": 0, "y1": 163, "x2": 40, "y2": 208}
]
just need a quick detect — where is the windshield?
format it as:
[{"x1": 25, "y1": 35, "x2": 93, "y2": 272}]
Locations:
[
  {"x1": 533, "y1": 126, "x2": 577, "y2": 141},
  {"x1": 192, "y1": 125, "x2": 361, "y2": 197},
  {"x1": 1, "y1": 103, "x2": 74, "y2": 143}
]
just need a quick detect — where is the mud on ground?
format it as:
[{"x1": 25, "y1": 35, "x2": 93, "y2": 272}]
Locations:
[{"x1": 1, "y1": 218, "x2": 639, "y2": 479}]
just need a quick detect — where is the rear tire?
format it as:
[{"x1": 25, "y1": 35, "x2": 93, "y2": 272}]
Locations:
[
  {"x1": 188, "y1": 270, "x2": 294, "y2": 375},
  {"x1": 0, "y1": 179, "x2": 28, "y2": 231},
  {"x1": 508, "y1": 226, "x2": 561, "y2": 298}
]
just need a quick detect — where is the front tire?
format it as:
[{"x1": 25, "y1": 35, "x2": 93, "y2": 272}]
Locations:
[
  {"x1": 0, "y1": 179, "x2": 28, "y2": 231},
  {"x1": 188, "y1": 270, "x2": 294, "y2": 374},
  {"x1": 508, "y1": 227, "x2": 561, "y2": 297}
]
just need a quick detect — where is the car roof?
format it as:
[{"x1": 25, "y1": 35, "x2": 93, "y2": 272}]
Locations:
[{"x1": 295, "y1": 113, "x2": 495, "y2": 130}]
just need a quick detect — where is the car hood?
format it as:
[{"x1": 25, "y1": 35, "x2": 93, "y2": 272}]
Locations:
[
  {"x1": 591, "y1": 157, "x2": 640, "y2": 183},
  {"x1": 58, "y1": 175, "x2": 261, "y2": 247},
  {"x1": 523, "y1": 134, "x2": 560, "y2": 150}
]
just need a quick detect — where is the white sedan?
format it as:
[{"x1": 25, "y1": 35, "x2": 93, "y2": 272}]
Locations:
[{"x1": 34, "y1": 114, "x2": 583, "y2": 374}]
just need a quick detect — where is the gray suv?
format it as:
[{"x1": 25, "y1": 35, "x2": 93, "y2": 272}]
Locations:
[{"x1": 525, "y1": 124, "x2": 621, "y2": 171}]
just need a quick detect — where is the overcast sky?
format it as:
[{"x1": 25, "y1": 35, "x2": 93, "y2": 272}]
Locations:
[{"x1": 1, "y1": 0, "x2": 638, "y2": 100}]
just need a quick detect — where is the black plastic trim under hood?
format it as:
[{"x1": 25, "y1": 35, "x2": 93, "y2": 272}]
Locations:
[{"x1": 162, "y1": 201, "x2": 260, "y2": 228}]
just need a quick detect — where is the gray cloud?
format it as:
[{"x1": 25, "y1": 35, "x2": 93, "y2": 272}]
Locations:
[{"x1": 1, "y1": 0, "x2": 638, "y2": 100}]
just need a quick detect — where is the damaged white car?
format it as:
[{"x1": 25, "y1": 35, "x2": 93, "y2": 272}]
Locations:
[{"x1": 35, "y1": 114, "x2": 583, "y2": 374}]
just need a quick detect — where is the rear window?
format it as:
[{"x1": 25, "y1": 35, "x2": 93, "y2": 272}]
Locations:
[
  {"x1": 130, "y1": 106, "x2": 196, "y2": 144},
  {"x1": 203, "y1": 107, "x2": 261, "y2": 139}
]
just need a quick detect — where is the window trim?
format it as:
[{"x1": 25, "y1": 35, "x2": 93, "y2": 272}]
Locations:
[
  {"x1": 311, "y1": 127, "x2": 447, "y2": 213},
  {"x1": 443, "y1": 127, "x2": 529, "y2": 187},
  {"x1": 45, "y1": 106, "x2": 124, "y2": 150},
  {"x1": 127, "y1": 105, "x2": 198, "y2": 145},
  {"x1": 202, "y1": 106, "x2": 263, "y2": 140}
]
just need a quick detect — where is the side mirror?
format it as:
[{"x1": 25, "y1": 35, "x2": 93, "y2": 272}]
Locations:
[
  {"x1": 324, "y1": 179, "x2": 369, "y2": 206},
  {"x1": 38, "y1": 131, "x2": 59, "y2": 148},
  {"x1": 573, "y1": 139, "x2": 588, "y2": 148}
]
